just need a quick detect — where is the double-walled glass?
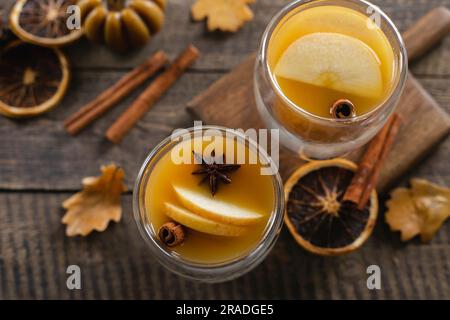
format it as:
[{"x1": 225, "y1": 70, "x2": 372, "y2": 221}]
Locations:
[
  {"x1": 254, "y1": 0, "x2": 407, "y2": 158},
  {"x1": 133, "y1": 126, "x2": 284, "y2": 282}
]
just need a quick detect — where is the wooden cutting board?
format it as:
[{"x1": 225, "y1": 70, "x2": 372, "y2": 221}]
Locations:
[{"x1": 187, "y1": 7, "x2": 450, "y2": 192}]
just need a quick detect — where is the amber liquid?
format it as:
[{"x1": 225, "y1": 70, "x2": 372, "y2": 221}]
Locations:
[
  {"x1": 145, "y1": 136, "x2": 275, "y2": 264},
  {"x1": 268, "y1": 5, "x2": 395, "y2": 118}
]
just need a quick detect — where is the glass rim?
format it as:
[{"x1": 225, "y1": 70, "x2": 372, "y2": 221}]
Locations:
[
  {"x1": 258, "y1": 0, "x2": 408, "y2": 125},
  {"x1": 132, "y1": 125, "x2": 285, "y2": 282}
]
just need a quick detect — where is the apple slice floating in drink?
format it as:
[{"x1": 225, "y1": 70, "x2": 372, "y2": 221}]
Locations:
[
  {"x1": 164, "y1": 203, "x2": 247, "y2": 237},
  {"x1": 173, "y1": 185, "x2": 263, "y2": 226},
  {"x1": 274, "y1": 32, "x2": 383, "y2": 99}
]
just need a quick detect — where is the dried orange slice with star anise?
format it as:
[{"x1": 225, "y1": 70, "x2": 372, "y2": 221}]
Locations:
[
  {"x1": 10, "y1": 0, "x2": 84, "y2": 47},
  {"x1": 284, "y1": 159, "x2": 378, "y2": 256},
  {"x1": 0, "y1": 40, "x2": 70, "y2": 118}
]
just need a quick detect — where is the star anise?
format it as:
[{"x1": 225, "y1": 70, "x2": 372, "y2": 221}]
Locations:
[{"x1": 192, "y1": 150, "x2": 241, "y2": 196}]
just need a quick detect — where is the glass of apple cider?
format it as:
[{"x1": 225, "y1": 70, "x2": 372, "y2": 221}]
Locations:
[
  {"x1": 133, "y1": 126, "x2": 284, "y2": 282},
  {"x1": 254, "y1": 0, "x2": 407, "y2": 158}
]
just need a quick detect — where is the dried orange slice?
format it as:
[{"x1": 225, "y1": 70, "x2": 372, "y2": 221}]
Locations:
[
  {"x1": 284, "y1": 159, "x2": 378, "y2": 256},
  {"x1": 0, "y1": 40, "x2": 70, "y2": 118},
  {"x1": 9, "y1": 0, "x2": 84, "y2": 47}
]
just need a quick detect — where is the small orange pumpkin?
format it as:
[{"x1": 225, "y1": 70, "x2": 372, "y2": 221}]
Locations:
[{"x1": 79, "y1": 0, "x2": 166, "y2": 52}]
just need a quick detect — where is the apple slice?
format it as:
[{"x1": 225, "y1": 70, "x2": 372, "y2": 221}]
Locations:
[
  {"x1": 274, "y1": 32, "x2": 383, "y2": 99},
  {"x1": 164, "y1": 203, "x2": 247, "y2": 237},
  {"x1": 173, "y1": 186, "x2": 264, "y2": 226}
]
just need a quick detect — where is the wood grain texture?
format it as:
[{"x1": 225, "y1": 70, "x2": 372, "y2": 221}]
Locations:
[
  {"x1": 378, "y1": 74, "x2": 450, "y2": 191},
  {"x1": 1, "y1": 0, "x2": 449, "y2": 75},
  {"x1": 0, "y1": 71, "x2": 212, "y2": 190},
  {"x1": 187, "y1": 54, "x2": 261, "y2": 129},
  {"x1": 0, "y1": 72, "x2": 448, "y2": 190},
  {"x1": 187, "y1": 62, "x2": 450, "y2": 191},
  {"x1": 62, "y1": 0, "x2": 450, "y2": 75},
  {"x1": 0, "y1": 192, "x2": 448, "y2": 300},
  {"x1": 403, "y1": 7, "x2": 450, "y2": 62}
]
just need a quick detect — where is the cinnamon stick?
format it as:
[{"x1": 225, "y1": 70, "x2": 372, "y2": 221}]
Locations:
[
  {"x1": 343, "y1": 113, "x2": 402, "y2": 208},
  {"x1": 343, "y1": 116, "x2": 394, "y2": 203},
  {"x1": 358, "y1": 114, "x2": 402, "y2": 209},
  {"x1": 105, "y1": 45, "x2": 200, "y2": 144},
  {"x1": 64, "y1": 51, "x2": 168, "y2": 135}
]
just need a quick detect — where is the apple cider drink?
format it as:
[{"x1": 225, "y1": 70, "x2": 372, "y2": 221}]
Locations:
[
  {"x1": 134, "y1": 127, "x2": 284, "y2": 281},
  {"x1": 254, "y1": 0, "x2": 407, "y2": 158},
  {"x1": 269, "y1": 5, "x2": 395, "y2": 118},
  {"x1": 146, "y1": 135, "x2": 274, "y2": 263}
]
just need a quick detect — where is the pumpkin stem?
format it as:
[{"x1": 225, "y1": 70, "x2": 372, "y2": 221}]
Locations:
[{"x1": 106, "y1": 0, "x2": 126, "y2": 11}]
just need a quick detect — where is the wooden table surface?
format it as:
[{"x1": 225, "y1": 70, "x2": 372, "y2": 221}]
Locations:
[{"x1": 0, "y1": 0, "x2": 449, "y2": 300}]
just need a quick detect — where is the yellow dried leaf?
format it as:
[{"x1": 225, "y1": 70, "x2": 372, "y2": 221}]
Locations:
[
  {"x1": 386, "y1": 179, "x2": 450, "y2": 242},
  {"x1": 62, "y1": 164, "x2": 126, "y2": 237},
  {"x1": 410, "y1": 179, "x2": 450, "y2": 241},
  {"x1": 385, "y1": 187, "x2": 420, "y2": 242},
  {"x1": 191, "y1": 0, "x2": 255, "y2": 32}
]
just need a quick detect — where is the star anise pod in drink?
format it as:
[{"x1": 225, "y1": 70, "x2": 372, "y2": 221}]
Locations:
[{"x1": 192, "y1": 150, "x2": 241, "y2": 196}]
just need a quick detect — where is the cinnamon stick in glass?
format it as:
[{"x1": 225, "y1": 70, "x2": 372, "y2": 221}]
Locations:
[
  {"x1": 105, "y1": 45, "x2": 200, "y2": 144},
  {"x1": 64, "y1": 51, "x2": 168, "y2": 135}
]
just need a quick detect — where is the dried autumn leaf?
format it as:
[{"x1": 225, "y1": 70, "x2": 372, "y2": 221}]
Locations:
[
  {"x1": 62, "y1": 164, "x2": 126, "y2": 237},
  {"x1": 385, "y1": 187, "x2": 419, "y2": 242},
  {"x1": 191, "y1": 0, "x2": 255, "y2": 32},
  {"x1": 410, "y1": 179, "x2": 450, "y2": 241},
  {"x1": 386, "y1": 179, "x2": 450, "y2": 242}
]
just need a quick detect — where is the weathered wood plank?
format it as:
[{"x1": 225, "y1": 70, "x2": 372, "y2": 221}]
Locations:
[
  {"x1": 4, "y1": 0, "x2": 447, "y2": 74},
  {"x1": 0, "y1": 0, "x2": 448, "y2": 302},
  {"x1": 0, "y1": 192, "x2": 448, "y2": 299},
  {"x1": 0, "y1": 70, "x2": 448, "y2": 190},
  {"x1": 0, "y1": 72, "x2": 216, "y2": 190},
  {"x1": 186, "y1": 5, "x2": 450, "y2": 191},
  {"x1": 61, "y1": 0, "x2": 450, "y2": 76},
  {"x1": 186, "y1": 52, "x2": 450, "y2": 190}
]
